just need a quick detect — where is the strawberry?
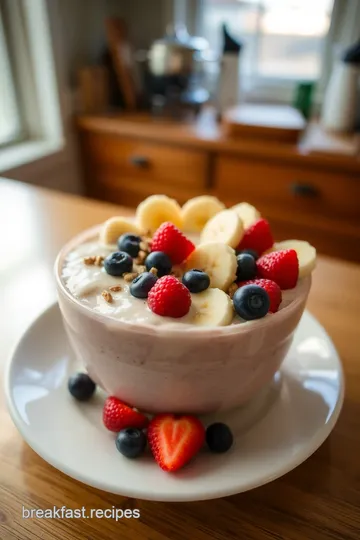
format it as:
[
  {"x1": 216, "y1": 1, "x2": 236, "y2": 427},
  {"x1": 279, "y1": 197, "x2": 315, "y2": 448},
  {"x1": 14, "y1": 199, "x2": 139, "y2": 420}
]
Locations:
[
  {"x1": 147, "y1": 414, "x2": 205, "y2": 472},
  {"x1": 237, "y1": 218, "x2": 274, "y2": 256},
  {"x1": 148, "y1": 275, "x2": 191, "y2": 318},
  {"x1": 256, "y1": 249, "x2": 299, "y2": 290},
  {"x1": 238, "y1": 278, "x2": 282, "y2": 313},
  {"x1": 151, "y1": 222, "x2": 195, "y2": 264},
  {"x1": 102, "y1": 396, "x2": 148, "y2": 432}
]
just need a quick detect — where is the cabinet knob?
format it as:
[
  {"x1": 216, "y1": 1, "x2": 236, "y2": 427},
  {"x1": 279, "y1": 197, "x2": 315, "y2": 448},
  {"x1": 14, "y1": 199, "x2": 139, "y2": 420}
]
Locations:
[
  {"x1": 129, "y1": 155, "x2": 149, "y2": 168},
  {"x1": 290, "y1": 183, "x2": 319, "y2": 197}
]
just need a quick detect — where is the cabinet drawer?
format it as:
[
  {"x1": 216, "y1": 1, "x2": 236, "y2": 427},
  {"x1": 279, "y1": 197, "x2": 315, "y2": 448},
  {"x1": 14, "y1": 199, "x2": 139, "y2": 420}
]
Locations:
[
  {"x1": 81, "y1": 132, "x2": 208, "y2": 191},
  {"x1": 214, "y1": 156, "x2": 360, "y2": 224},
  {"x1": 88, "y1": 165, "x2": 206, "y2": 206}
]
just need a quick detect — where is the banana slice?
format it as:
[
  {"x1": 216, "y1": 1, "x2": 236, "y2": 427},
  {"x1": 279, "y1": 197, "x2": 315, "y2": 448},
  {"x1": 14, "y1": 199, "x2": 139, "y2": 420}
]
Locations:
[
  {"x1": 136, "y1": 195, "x2": 182, "y2": 233},
  {"x1": 191, "y1": 288, "x2": 233, "y2": 327},
  {"x1": 185, "y1": 242, "x2": 237, "y2": 291},
  {"x1": 274, "y1": 240, "x2": 317, "y2": 278},
  {"x1": 181, "y1": 195, "x2": 225, "y2": 232},
  {"x1": 200, "y1": 209, "x2": 244, "y2": 248},
  {"x1": 100, "y1": 217, "x2": 143, "y2": 245},
  {"x1": 232, "y1": 202, "x2": 260, "y2": 229}
]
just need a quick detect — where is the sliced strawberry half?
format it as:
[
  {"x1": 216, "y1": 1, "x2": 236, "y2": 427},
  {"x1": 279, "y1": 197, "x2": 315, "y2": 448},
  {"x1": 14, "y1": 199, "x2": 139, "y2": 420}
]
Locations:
[
  {"x1": 102, "y1": 396, "x2": 149, "y2": 432},
  {"x1": 147, "y1": 414, "x2": 205, "y2": 472}
]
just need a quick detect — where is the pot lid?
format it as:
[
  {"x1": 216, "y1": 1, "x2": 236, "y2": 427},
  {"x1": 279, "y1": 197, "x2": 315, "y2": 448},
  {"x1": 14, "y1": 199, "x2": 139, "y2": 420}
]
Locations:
[{"x1": 153, "y1": 24, "x2": 209, "y2": 51}]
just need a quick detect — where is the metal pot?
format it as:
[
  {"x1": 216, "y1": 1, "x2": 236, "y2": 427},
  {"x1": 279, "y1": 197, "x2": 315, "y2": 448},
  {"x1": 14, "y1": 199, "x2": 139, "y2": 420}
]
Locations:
[{"x1": 141, "y1": 25, "x2": 211, "y2": 77}]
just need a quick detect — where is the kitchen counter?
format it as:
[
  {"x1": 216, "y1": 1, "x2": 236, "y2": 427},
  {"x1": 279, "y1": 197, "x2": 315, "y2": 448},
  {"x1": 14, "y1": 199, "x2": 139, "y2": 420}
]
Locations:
[{"x1": 76, "y1": 109, "x2": 360, "y2": 172}]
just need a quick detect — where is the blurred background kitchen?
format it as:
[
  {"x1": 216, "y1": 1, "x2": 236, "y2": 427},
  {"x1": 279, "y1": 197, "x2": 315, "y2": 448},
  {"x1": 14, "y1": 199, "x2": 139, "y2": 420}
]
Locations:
[{"x1": 0, "y1": 0, "x2": 359, "y2": 262}]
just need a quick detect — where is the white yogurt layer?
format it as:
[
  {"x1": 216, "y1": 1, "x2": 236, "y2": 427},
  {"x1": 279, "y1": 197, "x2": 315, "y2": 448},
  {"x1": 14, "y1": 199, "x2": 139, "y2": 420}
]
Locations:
[{"x1": 61, "y1": 240, "x2": 302, "y2": 326}]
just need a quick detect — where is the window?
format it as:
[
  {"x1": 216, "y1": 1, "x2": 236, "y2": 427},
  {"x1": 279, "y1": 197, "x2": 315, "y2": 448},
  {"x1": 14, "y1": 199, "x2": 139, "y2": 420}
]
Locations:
[
  {"x1": 0, "y1": 0, "x2": 63, "y2": 171},
  {"x1": 196, "y1": 0, "x2": 360, "y2": 101},
  {"x1": 0, "y1": 7, "x2": 22, "y2": 146},
  {"x1": 200, "y1": 0, "x2": 334, "y2": 80}
]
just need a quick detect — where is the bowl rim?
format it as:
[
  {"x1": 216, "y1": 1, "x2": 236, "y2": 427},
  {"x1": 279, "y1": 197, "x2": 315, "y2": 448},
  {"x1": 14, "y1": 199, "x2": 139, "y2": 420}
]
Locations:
[{"x1": 54, "y1": 224, "x2": 312, "y2": 338}]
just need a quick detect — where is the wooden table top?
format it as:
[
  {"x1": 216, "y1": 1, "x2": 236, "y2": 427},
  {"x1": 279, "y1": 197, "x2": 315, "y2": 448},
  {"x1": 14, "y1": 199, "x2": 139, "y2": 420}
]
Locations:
[{"x1": 1, "y1": 178, "x2": 360, "y2": 540}]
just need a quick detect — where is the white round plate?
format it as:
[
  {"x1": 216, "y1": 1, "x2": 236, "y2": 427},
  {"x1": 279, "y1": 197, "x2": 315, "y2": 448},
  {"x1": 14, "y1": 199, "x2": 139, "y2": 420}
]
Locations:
[{"x1": 5, "y1": 303, "x2": 344, "y2": 502}]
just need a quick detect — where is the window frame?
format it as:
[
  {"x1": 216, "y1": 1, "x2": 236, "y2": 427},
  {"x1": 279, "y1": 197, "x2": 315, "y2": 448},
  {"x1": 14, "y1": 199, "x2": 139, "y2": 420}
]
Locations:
[
  {"x1": 0, "y1": 6, "x2": 22, "y2": 147},
  {"x1": 0, "y1": 0, "x2": 64, "y2": 173}
]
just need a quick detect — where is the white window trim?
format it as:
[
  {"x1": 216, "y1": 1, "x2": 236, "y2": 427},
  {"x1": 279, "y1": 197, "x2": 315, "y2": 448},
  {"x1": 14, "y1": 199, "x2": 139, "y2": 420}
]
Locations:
[
  {"x1": 0, "y1": 10, "x2": 21, "y2": 145},
  {"x1": 0, "y1": 0, "x2": 64, "y2": 173}
]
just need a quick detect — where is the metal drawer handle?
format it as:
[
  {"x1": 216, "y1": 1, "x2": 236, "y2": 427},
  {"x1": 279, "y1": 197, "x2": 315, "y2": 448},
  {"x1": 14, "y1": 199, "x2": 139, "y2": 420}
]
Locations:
[
  {"x1": 129, "y1": 155, "x2": 149, "y2": 168},
  {"x1": 290, "y1": 183, "x2": 319, "y2": 197}
]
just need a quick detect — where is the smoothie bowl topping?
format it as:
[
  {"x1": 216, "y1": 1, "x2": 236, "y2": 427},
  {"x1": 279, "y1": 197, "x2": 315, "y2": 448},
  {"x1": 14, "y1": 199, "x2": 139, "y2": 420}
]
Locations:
[{"x1": 61, "y1": 194, "x2": 316, "y2": 327}]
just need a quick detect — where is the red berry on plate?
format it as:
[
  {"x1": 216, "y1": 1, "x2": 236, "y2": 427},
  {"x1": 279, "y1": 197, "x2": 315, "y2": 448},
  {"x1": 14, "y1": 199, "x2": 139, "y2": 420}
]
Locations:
[
  {"x1": 256, "y1": 249, "x2": 299, "y2": 290},
  {"x1": 148, "y1": 275, "x2": 191, "y2": 318},
  {"x1": 238, "y1": 278, "x2": 282, "y2": 313},
  {"x1": 237, "y1": 218, "x2": 274, "y2": 256},
  {"x1": 151, "y1": 222, "x2": 195, "y2": 264},
  {"x1": 147, "y1": 413, "x2": 205, "y2": 472},
  {"x1": 102, "y1": 396, "x2": 148, "y2": 432}
]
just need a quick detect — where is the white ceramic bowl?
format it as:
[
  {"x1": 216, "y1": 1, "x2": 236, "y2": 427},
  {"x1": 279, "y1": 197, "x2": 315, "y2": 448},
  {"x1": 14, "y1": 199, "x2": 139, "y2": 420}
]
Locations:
[{"x1": 55, "y1": 227, "x2": 311, "y2": 414}]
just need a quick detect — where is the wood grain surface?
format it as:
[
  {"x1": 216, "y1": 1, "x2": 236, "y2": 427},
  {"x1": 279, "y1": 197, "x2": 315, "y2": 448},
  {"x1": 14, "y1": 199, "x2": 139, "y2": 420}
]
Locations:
[
  {"x1": 1, "y1": 178, "x2": 360, "y2": 540},
  {"x1": 105, "y1": 18, "x2": 138, "y2": 111}
]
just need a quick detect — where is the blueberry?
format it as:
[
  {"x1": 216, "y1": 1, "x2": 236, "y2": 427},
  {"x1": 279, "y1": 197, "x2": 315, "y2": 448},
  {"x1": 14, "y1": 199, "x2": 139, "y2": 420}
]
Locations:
[
  {"x1": 104, "y1": 251, "x2": 133, "y2": 276},
  {"x1": 68, "y1": 373, "x2": 96, "y2": 401},
  {"x1": 130, "y1": 272, "x2": 158, "y2": 298},
  {"x1": 236, "y1": 253, "x2": 257, "y2": 281},
  {"x1": 233, "y1": 284, "x2": 270, "y2": 320},
  {"x1": 118, "y1": 233, "x2": 141, "y2": 258},
  {"x1": 182, "y1": 269, "x2": 210, "y2": 293},
  {"x1": 145, "y1": 251, "x2": 172, "y2": 277},
  {"x1": 206, "y1": 423, "x2": 233, "y2": 453},
  {"x1": 240, "y1": 248, "x2": 259, "y2": 261},
  {"x1": 115, "y1": 428, "x2": 147, "y2": 458}
]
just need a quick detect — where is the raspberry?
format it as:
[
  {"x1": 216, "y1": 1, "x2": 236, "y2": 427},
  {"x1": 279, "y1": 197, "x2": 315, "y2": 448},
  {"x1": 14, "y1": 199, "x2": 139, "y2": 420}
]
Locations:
[
  {"x1": 148, "y1": 275, "x2": 191, "y2": 318},
  {"x1": 256, "y1": 249, "x2": 299, "y2": 290},
  {"x1": 237, "y1": 218, "x2": 274, "y2": 256},
  {"x1": 238, "y1": 278, "x2": 282, "y2": 313},
  {"x1": 151, "y1": 222, "x2": 195, "y2": 265}
]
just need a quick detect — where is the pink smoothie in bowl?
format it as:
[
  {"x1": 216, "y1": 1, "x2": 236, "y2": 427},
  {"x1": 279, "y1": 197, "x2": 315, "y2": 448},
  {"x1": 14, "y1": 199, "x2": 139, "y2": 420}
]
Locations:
[{"x1": 55, "y1": 196, "x2": 315, "y2": 415}]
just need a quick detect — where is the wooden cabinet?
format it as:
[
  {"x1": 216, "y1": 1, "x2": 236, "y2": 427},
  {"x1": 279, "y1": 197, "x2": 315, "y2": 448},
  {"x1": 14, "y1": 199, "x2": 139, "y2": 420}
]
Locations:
[
  {"x1": 214, "y1": 155, "x2": 360, "y2": 223},
  {"x1": 76, "y1": 114, "x2": 360, "y2": 263},
  {"x1": 80, "y1": 132, "x2": 208, "y2": 206},
  {"x1": 213, "y1": 155, "x2": 360, "y2": 262}
]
